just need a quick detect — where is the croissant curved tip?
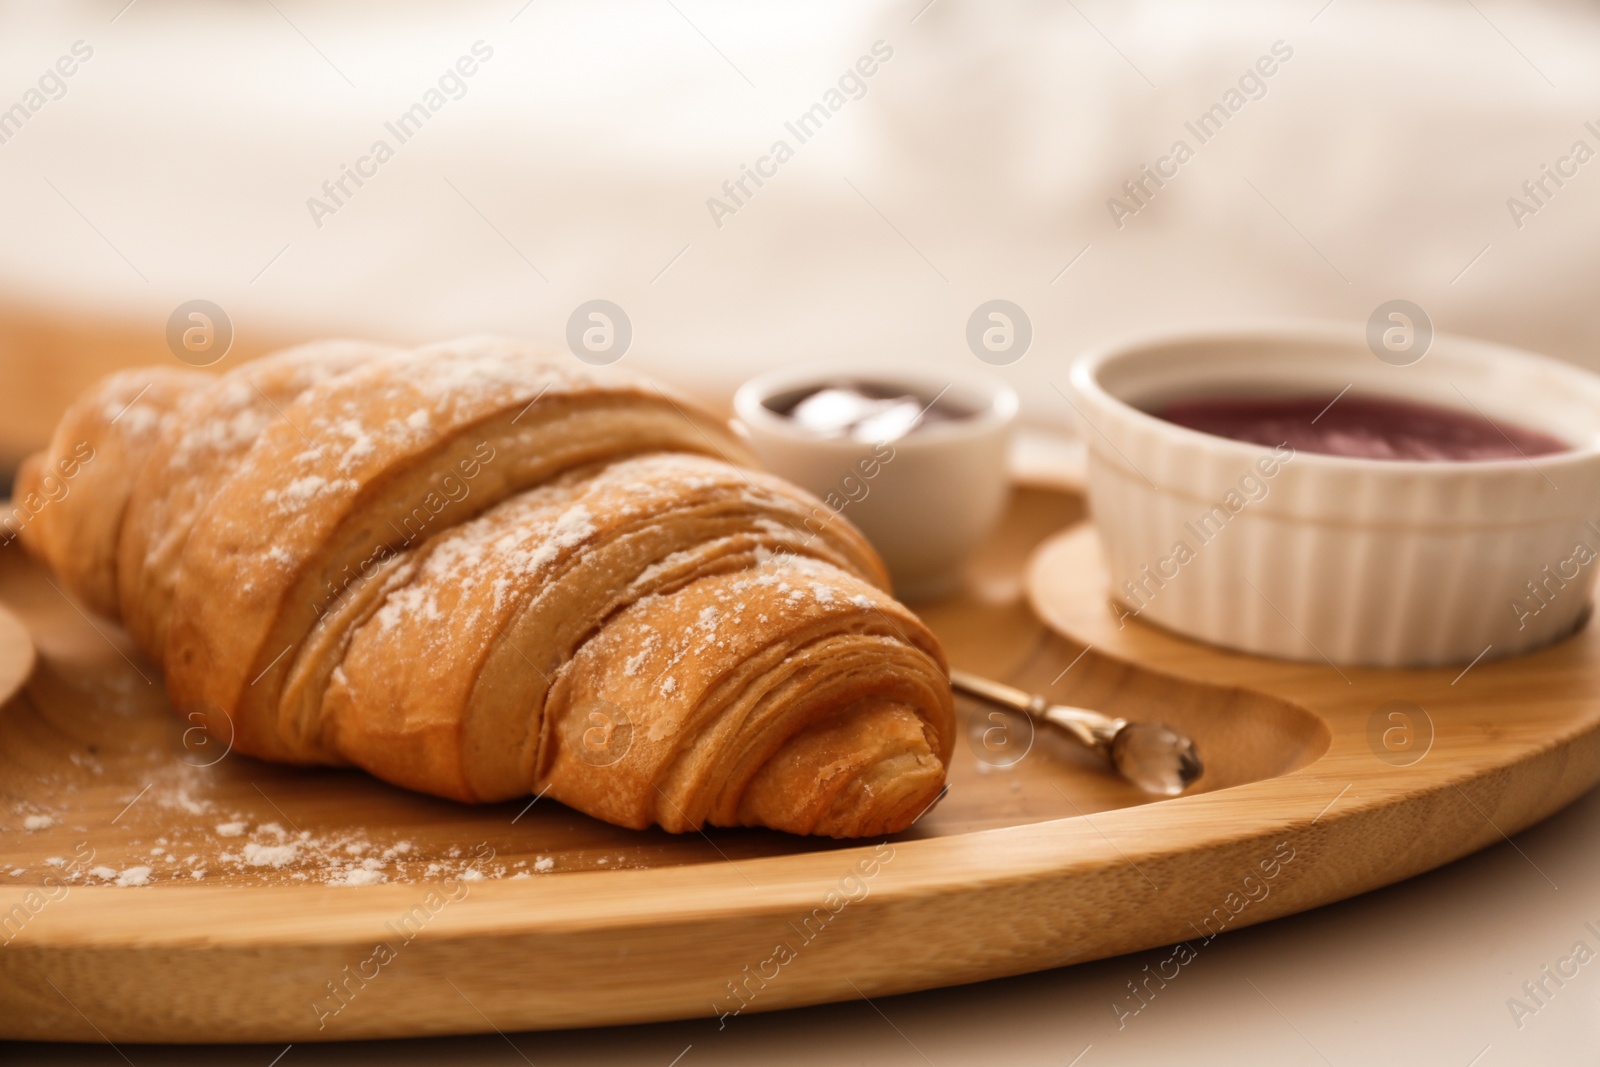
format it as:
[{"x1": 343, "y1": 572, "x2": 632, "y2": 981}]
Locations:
[{"x1": 735, "y1": 698, "x2": 950, "y2": 838}]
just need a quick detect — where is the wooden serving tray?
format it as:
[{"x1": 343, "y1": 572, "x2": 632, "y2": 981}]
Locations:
[{"x1": 2, "y1": 484, "x2": 1597, "y2": 1043}]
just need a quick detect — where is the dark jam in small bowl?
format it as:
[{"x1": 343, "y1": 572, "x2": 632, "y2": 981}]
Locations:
[{"x1": 1152, "y1": 392, "x2": 1569, "y2": 462}]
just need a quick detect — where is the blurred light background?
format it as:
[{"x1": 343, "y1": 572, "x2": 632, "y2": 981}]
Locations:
[{"x1": 3, "y1": 0, "x2": 1599, "y2": 476}]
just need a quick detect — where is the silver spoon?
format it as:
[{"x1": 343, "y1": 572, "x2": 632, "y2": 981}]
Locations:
[{"x1": 949, "y1": 669, "x2": 1204, "y2": 796}]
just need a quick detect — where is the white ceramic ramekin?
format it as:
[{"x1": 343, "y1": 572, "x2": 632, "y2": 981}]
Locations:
[
  {"x1": 1068, "y1": 321, "x2": 1600, "y2": 667},
  {"x1": 734, "y1": 364, "x2": 1017, "y2": 602}
]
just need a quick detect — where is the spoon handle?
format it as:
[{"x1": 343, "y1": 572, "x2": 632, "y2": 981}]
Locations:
[
  {"x1": 948, "y1": 669, "x2": 1045, "y2": 716},
  {"x1": 949, "y1": 668, "x2": 1205, "y2": 796},
  {"x1": 948, "y1": 668, "x2": 1111, "y2": 752}
]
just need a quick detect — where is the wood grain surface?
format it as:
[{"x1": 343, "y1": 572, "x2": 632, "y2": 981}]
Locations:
[{"x1": 0, "y1": 485, "x2": 1595, "y2": 1043}]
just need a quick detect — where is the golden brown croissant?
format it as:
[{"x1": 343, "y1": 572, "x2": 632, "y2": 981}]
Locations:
[{"x1": 12, "y1": 339, "x2": 954, "y2": 837}]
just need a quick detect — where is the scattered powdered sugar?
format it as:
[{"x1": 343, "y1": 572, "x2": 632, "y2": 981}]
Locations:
[
  {"x1": 205, "y1": 823, "x2": 415, "y2": 885},
  {"x1": 14, "y1": 795, "x2": 598, "y2": 888},
  {"x1": 374, "y1": 498, "x2": 599, "y2": 633},
  {"x1": 497, "y1": 504, "x2": 598, "y2": 586},
  {"x1": 63, "y1": 819, "x2": 533, "y2": 887},
  {"x1": 330, "y1": 417, "x2": 377, "y2": 464},
  {"x1": 243, "y1": 842, "x2": 300, "y2": 868},
  {"x1": 627, "y1": 552, "x2": 882, "y2": 716},
  {"x1": 271, "y1": 475, "x2": 330, "y2": 506},
  {"x1": 115, "y1": 866, "x2": 152, "y2": 887},
  {"x1": 330, "y1": 867, "x2": 387, "y2": 887},
  {"x1": 156, "y1": 789, "x2": 213, "y2": 816},
  {"x1": 22, "y1": 815, "x2": 54, "y2": 831},
  {"x1": 622, "y1": 632, "x2": 660, "y2": 677},
  {"x1": 548, "y1": 505, "x2": 596, "y2": 549},
  {"x1": 104, "y1": 401, "x2": 163, "y2": 437}
]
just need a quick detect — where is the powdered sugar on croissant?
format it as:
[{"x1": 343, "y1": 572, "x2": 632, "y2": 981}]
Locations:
[{"x1": 14, "y1": 338, "x2": 954, "y2": 838}]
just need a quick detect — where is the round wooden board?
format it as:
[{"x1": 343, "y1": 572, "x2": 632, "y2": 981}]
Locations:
[{"x1": 2, "y1": 486, "x2": 1598, "y2": 1043}]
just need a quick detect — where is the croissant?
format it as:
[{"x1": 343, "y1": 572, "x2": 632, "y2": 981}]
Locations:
[{"x1": 12, "y1": 338, "x2": 955, "y2": 837}]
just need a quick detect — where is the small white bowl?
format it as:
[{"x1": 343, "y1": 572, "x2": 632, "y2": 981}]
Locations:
[
  {"x1": 734, "y1": 364, "x2": 1017, "y2": 602},
  {"x1": 1067, "y1": 321, "x2": 1600, "y2": 667}
]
